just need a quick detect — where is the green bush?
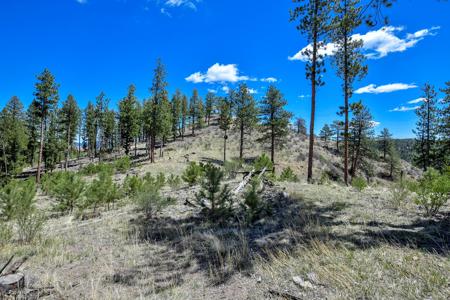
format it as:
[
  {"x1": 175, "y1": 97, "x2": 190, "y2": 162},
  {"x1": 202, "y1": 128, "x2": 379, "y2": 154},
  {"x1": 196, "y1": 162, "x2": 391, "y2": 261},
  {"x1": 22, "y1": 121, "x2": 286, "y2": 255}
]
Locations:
[
  {"x1": 242, "y1": 178, "x2": 269, "y2": 222},
  {"x1": 352, "y1": 177, "x2": 367, "y2": 192},
  {"x1": 0, "y1": 222, "x2": 13, "y2": 247},
  {"x1": 389, "y1": 180, "x2": 410, "y2": 208},
  {"x1": 123, "y1": 175, "x2": 144, "y2": 197},
  {"x1": 51, "y1": 172, "x2": 86, "y2": 213},
  {"x1": 278, "y1": 167, "x2": 298, "y2": 182},
  {"x1": 135, "y1": 185, "x2": 175, "y2": 217},
  {"x1": 156, "y1": 172, "x2": 166, "y2": 188},
  {"x1": 319, "y1": 172, "x2": 330, "y2": 185},
  {"x1": 85, "y1": 171, "x2": 121, "y2": 212},
  {"x1": 196, "y1": 163, "x2": 233, "y2": 221},
  {"x1": 167, "y1": 174, "x2": 181, "y2": 189},
  {"x1": 182, "y1": 162, "x2": 204, "y2": 186},
  {"x1": 253, "y1": 154, "x2": 273, "y2": 172},
  {"x1": 114, "y1": 156, "x2": 131, "y2": 173},
  {"x1": 0, "y1": 180, "x2": 24, "y2": 221},
  {"x1": 413, "y1": 168, "x2": 450, "y2": 216},
  {"x1": 80, "y1": 162, "x2": 114, "y2": 176},
  {"x1": 9, "y1": 180, "x2": 44, "y2": 243}
]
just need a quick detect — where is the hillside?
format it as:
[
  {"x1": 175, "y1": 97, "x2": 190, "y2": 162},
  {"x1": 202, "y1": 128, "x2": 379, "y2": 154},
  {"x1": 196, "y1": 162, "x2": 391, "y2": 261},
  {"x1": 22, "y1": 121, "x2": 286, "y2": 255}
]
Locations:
[{"x1": 1, "y1": 122, "x2": 448, "y2": 299}]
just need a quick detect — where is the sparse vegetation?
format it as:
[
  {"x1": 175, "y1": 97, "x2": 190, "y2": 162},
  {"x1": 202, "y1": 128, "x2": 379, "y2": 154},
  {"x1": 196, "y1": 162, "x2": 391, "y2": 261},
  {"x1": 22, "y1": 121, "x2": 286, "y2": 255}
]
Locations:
[
  {"x1": 279, "y1": 167, "x2": 299, "y2": 182},
  {"x1": 352, "y1": 176, "x2": 367, "y2": 192},
  {"x1": 413, "y1": 168, "x2": 450, "y2": 216},
  {"x1": 182, "y1": 161, "x2": 204, "y2": 186}
]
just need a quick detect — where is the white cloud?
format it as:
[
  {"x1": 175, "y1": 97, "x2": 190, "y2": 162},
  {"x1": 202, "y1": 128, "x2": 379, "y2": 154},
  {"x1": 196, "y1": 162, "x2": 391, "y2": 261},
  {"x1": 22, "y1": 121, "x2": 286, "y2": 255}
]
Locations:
[
  {"x1": 222, "y1": 86, "x2": 230, "y2": 93},
  {"x1": 248, "y1": 88, "x2": 258, "y2": 94},
  {"x1": 165, "y1": 0, "x2": 199, "y2": 11},
  {"x1": 207, "y1": 89, "x2": 218, "y2": 94},
  {"x1": 160, "y1": 8, "x2": 172, "y2": 17},
  {"x1": 370, "y1": 121, "x2": 381, "y2": 128},
  {"x1": 289, "y1": 26, "x2": 439, "y2": 61},
  {"x1": 389, "y1": 105, "x2": 420, "y2": 112},
  {"x1": 186, "y1": 63, "x2": 250, "y2": 84},
  {"x1": 76, "y1": 0, "x2": 87, "y2": 4},
  {"x1": 261, "y1": 77, "x2": 278, "y2": 83},
  {"x1": 407, "y1": 97, "x2": 425, "y2": 104},
  {"x1": 298, "y1": 94, "x2": 310, "y2": 99},
  {"x1": 355, "y1": 83, "x2": 417, "y2": 94}
]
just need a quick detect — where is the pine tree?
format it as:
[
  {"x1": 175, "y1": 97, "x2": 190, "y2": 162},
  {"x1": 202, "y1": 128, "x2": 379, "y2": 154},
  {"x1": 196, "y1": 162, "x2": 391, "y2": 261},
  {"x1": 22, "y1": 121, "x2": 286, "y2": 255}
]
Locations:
[
  {"x1": 233, "y1": 84, "x2": 258, "y2": 160},
  {"x1": 259, "y1": 86, "x2": 292, "y2": 169},
  {"x1": 331, "y1": 0, "x2": 368, "y2": 185},
  {"x1": 218, "y1": 97, "x2": 232, "y2": 163},
  {"x1": 158, "y1": 92, "x2": 173, "y2": 157},
  {"x1": 205, "y1": 91, "x2": 215, "y2": 126},
  {"x1": 387, "y1": 142, "x2": 401, "y2": 179},
  {"x1": 26, "y1": 104, "x2": 40, "y2": 166},
  {"x1": 438, "y1": 81, "x2": 450, "y2": 167},
  {"x1": 84, "y1": 102, "x2": 97, "y2": 160},
  {"x1": 295, "y1": 117, "x2": 307, "y2": 136},
  {"x1": 43, "y1": 112, "x2": 62, "y2": 172},
  {"x1": 197, "y1": 97, "x2": 205, "y2": 129},
  {"x1": 32, "y1": 69, "x2": 59, "y2": 183},
  {"x1": 319, "y1": 124, "x2": 333, "y2": 146},
  {"x1": 378, "y1": 128, "x2": 392, "y2": 160},
  {"x1": 0, "y1": 97, "x2": 28, "y2": 176},
  {"x1": 181, "y1": 95, "x2": 188, "y2": 140},
  {"x1": 414, "y1": 83, "x2": 438, "y2": 171},
  {"x1": 103, "y1": 109, "x2": 116, "y2": 153},
  {"x1": 291, "y1": 0, "x2": 331, "y2": 183},
  {"x1": 331, "y1": 120, "x2": 344, "y2": 152},
  {"x1": 95, "y1": 92, "x2": 109, "y2": 160},
  {"x1": 119, "y1": 85, "x2": 140, "y2": 156},
  {"x1": 349, "y1": 101, "x2": 374, "y2": 178},
  {"x1": 143, "y1": 59, "x2": 168, "y2": 163},
  {"x1": 171, "y1": 90, "x2": 183, "y2": 140},
  {"x1": 189, "y1": 89, "x2": 200, "y2": 136},
  {"x1": 60, "y1": 95, "x2": 81, "y2": 170}
]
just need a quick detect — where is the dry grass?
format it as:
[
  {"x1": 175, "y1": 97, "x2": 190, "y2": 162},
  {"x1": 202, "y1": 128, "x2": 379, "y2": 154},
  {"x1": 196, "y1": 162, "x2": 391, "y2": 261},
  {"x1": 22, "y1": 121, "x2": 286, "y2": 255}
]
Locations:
[{"x1": 1, "y1": 123, "x2": 448, "y2": 299}]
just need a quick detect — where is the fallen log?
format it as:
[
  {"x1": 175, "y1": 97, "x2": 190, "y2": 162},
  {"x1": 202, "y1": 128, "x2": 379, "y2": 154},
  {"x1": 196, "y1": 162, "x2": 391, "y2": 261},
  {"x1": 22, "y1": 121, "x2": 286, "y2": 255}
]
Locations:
[
  {"x1": 2, "y1": 256, "x2": 28, "y2": 276},
  {"x1": 0, "y1": 256, "x2": 14, "y2": 276},
  {"x1": 267, "y1": 288, "x2": 302, "y2": 300},
  {"x1": 233, "y1": 167, "x2": 267, "y2": 195}
]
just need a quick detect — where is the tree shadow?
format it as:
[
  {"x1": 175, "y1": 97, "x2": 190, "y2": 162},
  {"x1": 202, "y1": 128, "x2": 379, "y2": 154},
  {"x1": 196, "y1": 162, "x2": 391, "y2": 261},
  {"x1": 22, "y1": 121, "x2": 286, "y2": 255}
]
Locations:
[{"x1": 122, "y1": 188, "x2": 449, "y2": 295}]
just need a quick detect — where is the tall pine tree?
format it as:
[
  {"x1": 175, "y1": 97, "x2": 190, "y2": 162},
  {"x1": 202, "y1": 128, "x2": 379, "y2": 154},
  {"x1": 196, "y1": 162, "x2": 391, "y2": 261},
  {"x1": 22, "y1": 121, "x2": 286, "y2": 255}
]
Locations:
[
  {"x1": 32, "y1": 69, "x2": 59, "y2": 183},
  {"x1": 60, "y1": 94, "x2": 81, "y2": 170},
  {"x1": 259, "y1": 86, "x2": 292, "y2": 169},
  {"x1": 119, "y1": 85, "x2": 140, "y2": 156}
]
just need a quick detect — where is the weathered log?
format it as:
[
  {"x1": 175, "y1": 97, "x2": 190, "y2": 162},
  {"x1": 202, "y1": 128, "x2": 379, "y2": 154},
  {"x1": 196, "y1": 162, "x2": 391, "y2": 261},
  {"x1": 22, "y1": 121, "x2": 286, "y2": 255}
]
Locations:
[
  {"x1": 233, "y1": 169, "x2": 255, "y2": 195},
  {"x1": 0, "y1": 256, "x2": 14, "y2": 275},
  {"x1": 0, "y1": 273, "x2": 25, "y2": 292},
  {"x1": 2, "y1": 256, "x2": 28, "y2": 276}
]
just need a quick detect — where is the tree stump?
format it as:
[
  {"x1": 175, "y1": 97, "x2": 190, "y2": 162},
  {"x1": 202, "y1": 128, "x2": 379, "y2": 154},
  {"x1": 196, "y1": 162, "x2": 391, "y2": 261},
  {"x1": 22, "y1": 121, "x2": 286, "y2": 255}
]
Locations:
[{"x1": 0, "y1": 273, "x2": 25, "y2": 292}]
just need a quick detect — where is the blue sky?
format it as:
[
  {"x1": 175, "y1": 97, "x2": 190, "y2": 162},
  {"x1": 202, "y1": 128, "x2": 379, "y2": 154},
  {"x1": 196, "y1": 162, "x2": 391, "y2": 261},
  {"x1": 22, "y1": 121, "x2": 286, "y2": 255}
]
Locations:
[{"x1": 0, "y1": 0, "x2": 449, "y2": 138}]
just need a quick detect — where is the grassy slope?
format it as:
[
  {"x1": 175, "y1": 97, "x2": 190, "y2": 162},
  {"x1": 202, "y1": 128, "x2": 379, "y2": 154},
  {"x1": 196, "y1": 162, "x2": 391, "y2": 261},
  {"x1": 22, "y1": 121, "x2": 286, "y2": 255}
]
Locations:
[{"x1": 1, "y1": 123, "x2": 448, "y2": 299}]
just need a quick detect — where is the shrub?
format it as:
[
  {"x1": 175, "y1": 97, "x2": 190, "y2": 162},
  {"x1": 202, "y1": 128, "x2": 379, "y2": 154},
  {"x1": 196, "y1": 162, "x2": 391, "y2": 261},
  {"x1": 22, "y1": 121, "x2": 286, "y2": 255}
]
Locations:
[
  {"x1": 278, "y1": 167, "x2": 298, "y2": 182},
  {"x1": 388, "y1": 180, "x2": 410, "y2": 208},
  {"x1": 156, "y1": 172, "x2": 166, "y2": 189},
  {"x1": 319, "y1": 172, "x2": 330, "y2": 185},
  {"x1": 80, "y1": 162, "x2": 114, "y2": 176},
  {"x1": 41, "y1": 172, "x2": 68, "y2": 196},
  {"x1": 413, "y1": 168, "x2": 450, "y2": 216},
  {"x1": 114, "y1": 156, "x2": 131, "y2": 173},
  {"x1": 0, "y1": 180, "x2": 24, "y2": 221},
  {"x1": 242, "y1": 178, "x2": 269, "y2": 222},
  {"x1": 0, "y1": 222, "x2": 13, "y2": 247},
  {"x1": 10, "y1": 180, "x2": 44, "y2": 243},
  {"x1": 167, "y1": 174, "x2": 181, "y2": 189},
  {"x1": 253, "y1": 154, "x2": 273, "y2": 172},
  {"x1": 352, "y1": 177, "x2": 367, "y2": 192},
  {"x1": 196, "y1": 163, "x2": 234, "y2": 221},
  {"x1": 135, "y1": 185, "x2": 175, "y2": 217},
  {"x1": 182, "y1": 162, "x2": 204, "y2": 186},
  {"x1": 52, "y1": 172, "x2": 86, "y2": 213},
  {"x1": 85, "y1": 171, "x2": 121, "y2": 212},
  {"x1": 123, "y1": 175, "x2": 144, "y2": 197}
]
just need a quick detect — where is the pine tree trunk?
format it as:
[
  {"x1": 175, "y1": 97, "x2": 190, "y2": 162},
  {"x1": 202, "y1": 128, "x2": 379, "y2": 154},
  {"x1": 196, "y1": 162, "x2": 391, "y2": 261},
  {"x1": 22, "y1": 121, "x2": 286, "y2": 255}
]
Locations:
[
  {"x1": 307, "y1": 11, "x2": 318, "y2": 183},
  {"x1": 271, "y1": 118, "x2": 275, "y2": 172},
  {"x1": 239, "y1": 121, "x2": 244, "y2": 160},
  {"x1": 135, "y1": 138, "x2": 137, "y2": 157},
  {"x1": 343, "y1": 30, "x2": 350, "y2": 186},
  {"x1": 65, "y1": 126, "x2": 71, "y2": 171},
  {"x1": 36, "y1": 118, "x2": 45, "y2": 184},
  {"x1": 223, "y1": 130, "x2": 227, "y2": 163}
]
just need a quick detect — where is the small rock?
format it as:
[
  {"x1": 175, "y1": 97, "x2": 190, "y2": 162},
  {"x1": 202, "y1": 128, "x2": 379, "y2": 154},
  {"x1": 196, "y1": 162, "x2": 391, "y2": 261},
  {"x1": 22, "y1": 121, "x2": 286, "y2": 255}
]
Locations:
[
  {"x1": 292, "y1": 276, "x2": 314, "y2": 289},
  {"x1": 256, "y1": 276, "x2": 262, "y2": 283}
]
